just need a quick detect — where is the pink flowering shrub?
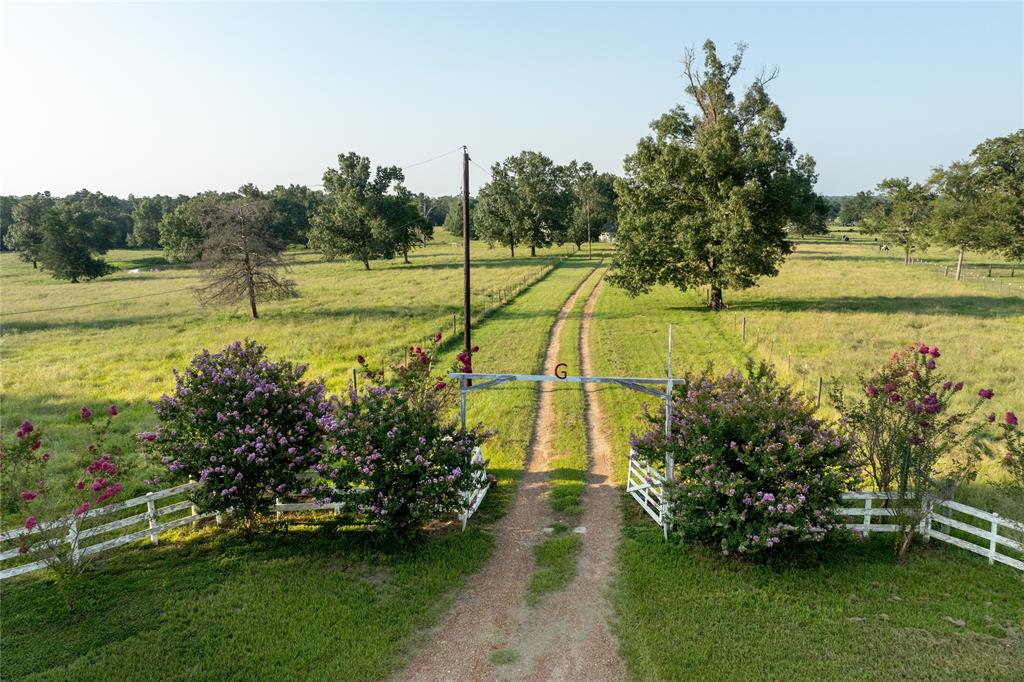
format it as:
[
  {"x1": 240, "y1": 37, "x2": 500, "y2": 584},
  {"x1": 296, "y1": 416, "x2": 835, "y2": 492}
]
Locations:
[
  {"x1": 996, "y1": 410, "x2": 1022, "y2": 489},
  {"x1": 632, "y1": 360, "x2": 859, "y2": 558},
  {"x1": 143, "y1": 340, "x2": 336, "y2": 532},
  {"x1": 327, "y1": 336, "x2": 490, "y2": 539},
  {"x1": 2, "y1": 407, "x2": 124, "y2": 608},
  {"x1": 831, "y1": 343, "x2": 991, "y2": 562}
]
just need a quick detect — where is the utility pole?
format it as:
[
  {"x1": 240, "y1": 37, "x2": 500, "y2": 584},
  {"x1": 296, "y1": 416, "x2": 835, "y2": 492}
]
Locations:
[
  {"x1": 462, "y1": 146, "x2": 472, "y2": 385},
  {"x1": 586, "y1": 199, "x2": 592, "y2": 261}
]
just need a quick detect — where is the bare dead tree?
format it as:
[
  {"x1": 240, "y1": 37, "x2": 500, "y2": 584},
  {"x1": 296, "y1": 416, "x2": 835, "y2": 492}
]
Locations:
[{"x1": 193, "y1": 199, "x2": 297, "y2": 319}]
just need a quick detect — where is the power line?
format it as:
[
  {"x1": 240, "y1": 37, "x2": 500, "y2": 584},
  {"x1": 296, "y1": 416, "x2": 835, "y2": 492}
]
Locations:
[
  {"x1": 401, "y1": 146, "x2": 465, "y2": 171},
  {"x1": 1, "y1": 285, "x2": 195, "y2": 318},
  {"x1": 469, "y1": 158, "x2": 490, "y2": 175}
]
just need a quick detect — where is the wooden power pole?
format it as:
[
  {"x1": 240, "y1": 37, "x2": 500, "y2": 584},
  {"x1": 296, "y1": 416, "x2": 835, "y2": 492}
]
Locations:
[{"x1": 462, "y1": 147, "x2": 472, "y2": 384}]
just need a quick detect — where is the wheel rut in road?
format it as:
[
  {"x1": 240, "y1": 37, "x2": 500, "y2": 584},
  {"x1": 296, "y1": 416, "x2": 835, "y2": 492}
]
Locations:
[{"x1": 401, "y1": 266, "x2": 623, "y2": 682}]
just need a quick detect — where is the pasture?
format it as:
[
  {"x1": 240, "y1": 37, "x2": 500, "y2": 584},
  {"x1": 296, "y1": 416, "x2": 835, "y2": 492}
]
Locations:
[
  {"x1": 1, "y1": 233, "x2": 1022, "y2": 681},
  {"x1": 0, "y1": 240, "x2": 575, "y2": 509},
  {"x1": 588, "y1": 234, "x2": 1024, "y2": 679}
]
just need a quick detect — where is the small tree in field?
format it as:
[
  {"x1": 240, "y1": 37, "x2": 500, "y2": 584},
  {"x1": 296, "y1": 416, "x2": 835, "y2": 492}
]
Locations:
[
  {"x1": 610, "y1": 40, "x2": 826, "y2": 310},
  {"x1": 193, "y1": 199, "x2": 296, "y2": 319},
  {"x1": 863, "y1": 178, "x2": 934, "y2": 264}
]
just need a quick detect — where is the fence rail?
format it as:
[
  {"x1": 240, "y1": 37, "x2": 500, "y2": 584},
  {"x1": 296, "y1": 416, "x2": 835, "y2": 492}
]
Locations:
[
  {"x1": 1, "y1": 448, "x2": 491, "y2": 582},
  {"x1": 626, "y1": 454, "x2": 1024, "y2": 572}
]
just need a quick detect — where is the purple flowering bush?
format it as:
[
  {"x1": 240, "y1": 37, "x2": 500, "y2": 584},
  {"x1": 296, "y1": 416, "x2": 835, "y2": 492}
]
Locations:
[
  {"x1": 143, "y1": 340, "x2": 336, "y2": 532},
  {"x1": 327, "y1": 336, "x2": 490, "y2": 539},
  {"x1": 633, "y1": 360, "x2": 859, "y2": 558},
  {"x1": 831, "y1": 343, "x2": 991, "y2": 562}
]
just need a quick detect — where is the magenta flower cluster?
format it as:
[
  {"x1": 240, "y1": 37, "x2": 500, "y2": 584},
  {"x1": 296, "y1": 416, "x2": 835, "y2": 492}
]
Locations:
[{"x1": 631, "y1": 360, "x2": 859, "y2": 558}]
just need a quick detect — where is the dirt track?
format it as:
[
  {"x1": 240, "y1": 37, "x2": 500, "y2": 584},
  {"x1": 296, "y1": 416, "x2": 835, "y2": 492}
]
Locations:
[{"x1": 400, "y1": 267, "x2": 623, "y2": 681}]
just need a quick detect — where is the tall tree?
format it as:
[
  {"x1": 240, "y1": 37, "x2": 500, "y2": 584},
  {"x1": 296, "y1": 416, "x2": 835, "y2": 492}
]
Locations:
[
  {"x1": 159, "y1": 193, "x2": 231, "y2": 263},
  {"x1": 308, "y1": 152, "x2": 405, "y2": 269},
  {"x1": 475, "y1": 163, "x2": 524, "y2": 257},
  {"x1": 129, "y1": 196, "x2": 172, "y2": 248},
  {"x1": 837, "y1": 191, "x2": 881, "y2": 226},
  {"x1": 0, "y1": 195, "x2": 16, "y2": 251},
  {"x1": 268, "y1": 184, "x2": 323, "y2": 246},
  {"x1": 610, "y1": 40, "x2": 825, "y2": 310},
  {"x1": 38, "y1": 200, "x2": 119, "y2": 282},
  {"x1": 566, "y1": 163, "x2": 617, "y2": 250},
  {"x1": 969, "y1": 129, "x2": 1024, "y2": 261},
  {"x1": 443, "y1": 196, "x2": 475, "y2": 238},
  {"x1": 475, "y1": 151, "x2": 571, "y2": 257},
  {"x1": 7, "y1": 193, "x2": 53, "y2": 268},
  {"x1": 384, "y1": 187, "x2": 432, "y2": 264},
  {"x1": 193, "y1": 199, "x2": 297, "y2": 319},
  {"x1": 864, "y1": 178, "x2": 934, "y2": 264}
]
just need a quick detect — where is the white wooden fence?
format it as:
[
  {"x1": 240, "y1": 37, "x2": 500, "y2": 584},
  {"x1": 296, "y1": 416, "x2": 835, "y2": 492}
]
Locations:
[
  {"x1": 0, "y1": 482, "x2": 211, "y2": 581},
  {"x1": 626, "y1": 452, "x2": 1024, "y2": 572},
  {"x1": 0, "y1": 447, "x2": 491, "y2": 582}
]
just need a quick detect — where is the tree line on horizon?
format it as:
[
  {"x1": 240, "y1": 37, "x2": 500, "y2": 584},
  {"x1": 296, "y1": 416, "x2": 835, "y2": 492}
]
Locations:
[{"x1": 2, "y1": 38, "x2": 1019, "y2": 315}]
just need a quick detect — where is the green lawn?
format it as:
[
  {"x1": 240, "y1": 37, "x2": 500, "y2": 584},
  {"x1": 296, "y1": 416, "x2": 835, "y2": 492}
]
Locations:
[
  {"x1": 0, "y1": 250, "x2": 600, "y2": 681},
  {"x1": 588, "y1": 235, "x2": 1024, "y2": 680},
  {"x1": 0, "y1": 240, "x2": 574, "y2": 509}
]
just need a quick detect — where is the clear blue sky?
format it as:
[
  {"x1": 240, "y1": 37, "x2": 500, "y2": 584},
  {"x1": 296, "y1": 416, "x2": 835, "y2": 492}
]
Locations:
[{"x1": 1, "y1": 2, "x2": 1021, "y2": 198}]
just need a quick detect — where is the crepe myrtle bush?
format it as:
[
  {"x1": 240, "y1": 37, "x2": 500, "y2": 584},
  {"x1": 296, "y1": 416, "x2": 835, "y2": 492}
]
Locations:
[
  {"x1": 995, "y1": 410, "x2": 1022, "y2": 489},
  {"x1": 328, "y1": 334, "x2": 491, "y2": 539},
  {"x1": 142, "y1": 340, "x2": 337, "y2": 532},
  {"x1": 831, "y1": 343, "x2": 991, "y2": 563},
  {"x1": 632, "y1": 359, "x2": 859, "y2": 558}
]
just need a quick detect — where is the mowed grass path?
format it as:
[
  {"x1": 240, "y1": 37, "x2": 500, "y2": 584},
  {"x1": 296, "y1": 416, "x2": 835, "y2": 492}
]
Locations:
[
  {"x1": 588, "y1": 237, "x2": 1024, "y2": 680},
  {"x1": 0, "y1": 240, "x2": 573, "y2": 501},
  {"x1": 0, "y1": 254, "x2": 600, "y2": 681}
]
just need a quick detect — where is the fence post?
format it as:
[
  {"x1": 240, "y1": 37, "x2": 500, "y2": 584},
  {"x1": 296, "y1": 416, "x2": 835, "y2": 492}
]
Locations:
[
  {"x1": 66, "y1": 517, "x2": 81, "y2": 566},
  {"x1": 351, "y1": 368, "x2": 357, "y2": 393},
  {"x1": 275, "y1": 498, "x2": 282, "y2": 521},
  {"x1": 741, "y1": 317, "x2": 746, "y2": 341},
  {"x1": 862, "y1": 497, "x2": 872, "y2": 538},
  {"x1": 989, "y1": 513, "x2": 999, "y2": 565},
  {"x1": 988, "y1": 265, "x2": 993, "y2": 278},
  {"x1": 816, "y1": 377, "x2": 823, "y2": 408},
  {"x1": 943, "y1": 266, "x2": 949, "y2": 277},
  {"x1": 146, "y1": 492, "x2": 158, "y2": 545},
  {"x1": 187, "y1": 478, "x2": 199, "y2": 526}
]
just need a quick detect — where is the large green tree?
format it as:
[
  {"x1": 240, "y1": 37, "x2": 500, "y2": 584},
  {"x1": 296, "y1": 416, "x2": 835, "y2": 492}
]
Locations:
[
  {"x1": 442, "y1": 196, "x2": 475, "y2": 238},
  {"x1": 7, "y1": 193, "x2": 54, "y2": 268},
  {"x1": 864, "y1": 178, "x2": 934, "y2": 265},
  {"x1": 159, "y1": 192, "x2": 234, "y2": 263},
  {"x1": 967, "y1": 129, "x2": 1023, "y2": 261},
  {"x1": 566, "y1": 162, "x2": 617, "y2": 251},
  {"x1": 38, "y1": 200, "x2": 119, "y2": 282},
  {"x1": 129, "y1": 195, "x2": 180, "y2": 248},
  {"x1": 836, "y1": 191, "x2": 882, "y2": 226},
  {"x1": 475, "y1": 151, "x2": 571, "y2": 257},
  {"x1": 309, "y1": 152, "x2": 415, "y2": 269},
  {"x1": 610, "y1": 41, "x2": 825, "y2": 309},
  {"x1": 384, "y1": 187, "x2": 432, "y2": 264}
]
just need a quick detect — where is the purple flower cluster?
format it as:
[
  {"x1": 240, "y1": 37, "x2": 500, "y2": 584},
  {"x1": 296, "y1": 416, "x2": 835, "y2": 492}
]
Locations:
[
  {"x1": 632, "y1": 360, "x2": 859, "y2": 558},
  {"x1": 143, "y1": 340, "x2": 336, "y2": 528}
]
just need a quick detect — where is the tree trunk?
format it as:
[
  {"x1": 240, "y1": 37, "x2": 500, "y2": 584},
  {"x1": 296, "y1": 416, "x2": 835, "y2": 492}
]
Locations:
[
  {"x1": 510, "y1": 243, "x2": 515, "y2": 258},
  {"x1": 530, "y1": 245, "x2": 536, "y2": 257},
  {"x1": 708, "y1": 285, "x2": 724, "y2": 310},
  {"x1": 904, "y1": 246, "x2": 911, "y2": 265},
  {"x1": 403, "y1": 247, "x2": 410, "y2": 265},
  {"x1": 31, "y1": 260, "x2": 37, "y2": 269},
  {"x1": 955, "y1": 246, "x2": 965, "y2": 281},
  {"x1": 363, "y1": 259, "x2": 370, "y2": 270},
  {"x1": 897, "y1": 530, "x2": 913, "y2": 565}
]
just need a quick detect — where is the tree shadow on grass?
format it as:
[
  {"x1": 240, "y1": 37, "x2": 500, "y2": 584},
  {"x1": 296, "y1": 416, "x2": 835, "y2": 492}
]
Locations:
[{"x1": 725, "y1": 294, "x2": 1024, "y2": 318}]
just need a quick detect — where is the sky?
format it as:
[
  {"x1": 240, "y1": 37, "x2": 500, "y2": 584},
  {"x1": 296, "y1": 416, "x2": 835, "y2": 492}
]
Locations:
[{"x1": 1, "y1": 1, "x2": 1021, "y2": 199}]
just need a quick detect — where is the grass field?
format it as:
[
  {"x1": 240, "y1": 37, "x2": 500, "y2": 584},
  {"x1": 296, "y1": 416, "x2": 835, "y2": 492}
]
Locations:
[
  {"x1": 0, "y1": 250, "x2": 601, "y2": 681},
  {"x1": 0, "y1": 240, "x2": 577, "y2": 508},
  {"x1": 587, "y1": 234, "x2": 1024, "y2": 680}
]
